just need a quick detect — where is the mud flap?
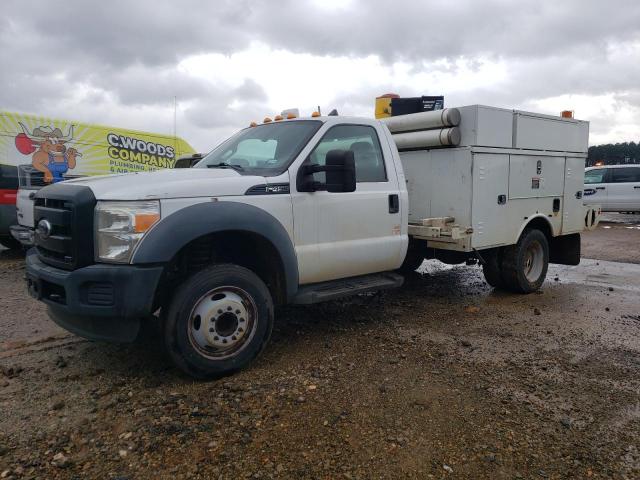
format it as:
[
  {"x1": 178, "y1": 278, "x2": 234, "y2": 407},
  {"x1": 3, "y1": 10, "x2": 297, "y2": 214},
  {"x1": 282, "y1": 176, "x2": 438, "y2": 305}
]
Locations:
[{"x1": 549, "y1": 233, "x2": 580, "y2": 266}]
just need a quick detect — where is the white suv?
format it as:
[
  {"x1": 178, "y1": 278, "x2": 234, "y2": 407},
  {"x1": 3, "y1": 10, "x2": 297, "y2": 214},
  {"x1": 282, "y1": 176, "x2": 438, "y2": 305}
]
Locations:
[{"x1": 584, "y1": 165, "x2": 640, "y2": 213}]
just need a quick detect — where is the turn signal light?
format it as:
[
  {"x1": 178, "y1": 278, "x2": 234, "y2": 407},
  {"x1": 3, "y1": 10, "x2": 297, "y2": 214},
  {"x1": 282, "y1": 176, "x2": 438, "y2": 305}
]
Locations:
[
  {"x1": 311, "y1": 111, "x2": 320, "y2": 117},
  {"x1": 134, "y1": 213, "x2": 160, "y2": 233},
  {"x1": 274, "y1": 115, "x2": 283, "y2": 121},
  {"x1": 263, "y1": 117, "x2": 272, "y2": 123},
  {"x1": 249, "y1": 121, "x2": 257, "y2": 127},
  {"x1": 286, "y1": 113, "x2": 297, "y2": 119}
]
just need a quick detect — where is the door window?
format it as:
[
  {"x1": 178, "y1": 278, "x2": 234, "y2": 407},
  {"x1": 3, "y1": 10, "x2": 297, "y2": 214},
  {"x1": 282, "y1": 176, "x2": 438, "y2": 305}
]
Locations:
[
  {"x1": 309, "y1": 125, "x2": 387, "y2": 183},
  {"x1": 584, "y1": 169, "x2": 608, "y2": 184},
  {"x1": 611, "y1": 167, "x2": 640, "y2": 183}
]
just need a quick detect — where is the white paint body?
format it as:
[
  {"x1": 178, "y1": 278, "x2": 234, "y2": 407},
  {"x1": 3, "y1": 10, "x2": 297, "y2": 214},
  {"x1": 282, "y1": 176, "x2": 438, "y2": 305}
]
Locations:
[
  {"x1": 401, "y1": 147, "x2": 588, "y2": 251},
  {"x1": 40, "y1": 109, "x2": 594, "y2": 286}
]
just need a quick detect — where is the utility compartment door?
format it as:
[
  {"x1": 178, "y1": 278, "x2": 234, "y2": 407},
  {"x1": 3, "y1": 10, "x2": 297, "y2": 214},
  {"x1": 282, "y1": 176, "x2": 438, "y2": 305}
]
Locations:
[
  {"x1": 509, "y1": 155, "x2": 565, "y2": 199},
  {"x1": 471, "y1": 153, "x2": 509, "y2": 248},
  {"x1": 562, "y1": 156, "x2": 586, "y2": 234}
]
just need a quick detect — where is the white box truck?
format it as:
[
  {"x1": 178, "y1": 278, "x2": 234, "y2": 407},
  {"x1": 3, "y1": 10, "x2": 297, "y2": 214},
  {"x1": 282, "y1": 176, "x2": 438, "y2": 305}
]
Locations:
[{"x1": 24, "y1": 106, "x2": 599, "y2": 378}]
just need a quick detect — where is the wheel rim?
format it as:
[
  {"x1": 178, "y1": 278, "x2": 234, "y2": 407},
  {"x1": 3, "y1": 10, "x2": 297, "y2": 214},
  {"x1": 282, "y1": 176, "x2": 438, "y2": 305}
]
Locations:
[
  {"x1": 523, "y1": 240, "x2": 544, "y2": 282},
  {"x1": 187, "y1": 286, "x2": 257, "y2": 360}
]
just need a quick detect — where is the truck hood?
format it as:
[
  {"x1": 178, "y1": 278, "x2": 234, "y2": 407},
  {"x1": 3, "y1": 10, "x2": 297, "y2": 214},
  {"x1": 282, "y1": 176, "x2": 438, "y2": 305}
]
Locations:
[{"x1": 62, "y1": 168, "x2": 270, "y2": 200}]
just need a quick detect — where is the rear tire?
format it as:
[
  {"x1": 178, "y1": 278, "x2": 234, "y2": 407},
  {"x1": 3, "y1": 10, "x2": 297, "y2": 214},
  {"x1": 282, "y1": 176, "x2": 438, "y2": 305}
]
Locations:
[
  {"x1": 164, "y1": 264, "x2": 273, "y2": 379},
  {"x1": 500, "y1": 229, "x2": 549, "y2": 293},
  {"x1": 482, "y1": 249, "x2": 504, "y2": 288}
]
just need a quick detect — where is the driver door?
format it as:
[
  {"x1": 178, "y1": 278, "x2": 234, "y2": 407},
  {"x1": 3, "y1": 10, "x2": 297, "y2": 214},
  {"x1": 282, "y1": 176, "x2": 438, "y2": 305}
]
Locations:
[{"x1": 291, "y1": 123, "x2": 404, "y2": 284}]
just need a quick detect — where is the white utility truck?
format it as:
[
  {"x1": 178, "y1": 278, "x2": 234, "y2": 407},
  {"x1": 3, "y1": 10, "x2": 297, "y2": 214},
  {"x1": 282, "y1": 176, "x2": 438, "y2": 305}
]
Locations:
[{"x1": 25, "y1": 106, "x2": 599, "y2": 378}]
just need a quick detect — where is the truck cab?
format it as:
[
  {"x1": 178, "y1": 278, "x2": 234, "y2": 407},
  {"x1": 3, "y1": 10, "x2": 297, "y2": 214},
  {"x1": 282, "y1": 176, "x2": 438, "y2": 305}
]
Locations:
[
  {"x1": 26, "y1": 116, "x2": 408, "y2": 378},
  {"x1": 25, "y1": 110, "x2": 597, "y2": 378}
]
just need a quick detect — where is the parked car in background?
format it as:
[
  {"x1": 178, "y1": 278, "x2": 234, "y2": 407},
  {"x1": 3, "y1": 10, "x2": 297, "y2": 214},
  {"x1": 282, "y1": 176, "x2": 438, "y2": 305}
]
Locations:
[{"x1": 584, "y1": 165, "x2": 640, "y2": 213}]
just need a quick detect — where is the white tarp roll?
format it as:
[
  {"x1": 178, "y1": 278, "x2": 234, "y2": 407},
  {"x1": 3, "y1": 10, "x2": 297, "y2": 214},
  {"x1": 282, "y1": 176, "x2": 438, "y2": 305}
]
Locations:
[
  {"x1": 381, "y1": 108, "x2": 461, "y2": 133},
  {"x1": 392, "y1": 127, "x2": 461, "y2": 149}
]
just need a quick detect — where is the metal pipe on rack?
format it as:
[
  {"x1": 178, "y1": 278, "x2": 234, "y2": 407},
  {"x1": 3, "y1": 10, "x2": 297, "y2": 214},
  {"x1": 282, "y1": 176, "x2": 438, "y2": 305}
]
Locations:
[
  {"x1": 381, "y1": 108, "x2": 461, "y2": 133},
  {"x1": 392, "y1": 127, "x2": 461, "y2": 149}
]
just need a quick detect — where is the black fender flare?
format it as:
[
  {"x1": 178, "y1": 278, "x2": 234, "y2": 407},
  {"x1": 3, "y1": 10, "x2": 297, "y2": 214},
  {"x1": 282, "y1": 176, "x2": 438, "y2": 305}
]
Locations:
[{"x1": 131, "y1": 201, "x2": 299, "y2": 301}]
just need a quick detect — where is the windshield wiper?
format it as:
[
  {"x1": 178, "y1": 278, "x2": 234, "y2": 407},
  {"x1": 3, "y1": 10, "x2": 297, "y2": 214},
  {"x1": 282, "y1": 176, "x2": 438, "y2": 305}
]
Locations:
[{"x1": 207, "y1": 162, "x2": 244, "y2": 171}]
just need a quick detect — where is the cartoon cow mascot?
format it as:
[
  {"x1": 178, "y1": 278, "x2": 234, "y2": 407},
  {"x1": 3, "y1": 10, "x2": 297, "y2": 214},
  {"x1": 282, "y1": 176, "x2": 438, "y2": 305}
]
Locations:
[{"x1": 15, "y1": 123, "x2": 80, "y2": 183}]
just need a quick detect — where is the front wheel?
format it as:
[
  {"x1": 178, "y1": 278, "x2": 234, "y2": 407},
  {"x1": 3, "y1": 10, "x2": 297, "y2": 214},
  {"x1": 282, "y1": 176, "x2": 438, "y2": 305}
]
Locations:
[
  {"x1": 164, "y1": 264, "x2": 273, "y2": 379},
  {"x1": 500, "y1": 229, "x2": 549, "y2": 293}
]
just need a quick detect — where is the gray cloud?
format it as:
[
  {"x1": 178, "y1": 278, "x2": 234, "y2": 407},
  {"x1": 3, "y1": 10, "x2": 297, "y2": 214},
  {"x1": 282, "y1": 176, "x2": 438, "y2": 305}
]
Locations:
[{"x1": 1, "y1": 0, "x2": 639, "y2": 149}]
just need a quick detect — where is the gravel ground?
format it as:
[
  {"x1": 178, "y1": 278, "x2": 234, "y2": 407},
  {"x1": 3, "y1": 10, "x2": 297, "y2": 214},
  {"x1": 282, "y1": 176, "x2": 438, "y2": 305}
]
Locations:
[
  {"x1": 1, "y1": 215, "x2": 639, "y2": 479},
  {"x1": 581, "y1": 213, "x2": 640, "y2": 264}
]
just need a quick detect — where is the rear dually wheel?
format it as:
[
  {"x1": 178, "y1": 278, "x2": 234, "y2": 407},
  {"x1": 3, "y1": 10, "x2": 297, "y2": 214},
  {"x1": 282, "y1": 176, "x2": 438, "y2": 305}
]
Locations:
[{"x1": 500, "y1": 228, "x2": 549, "y2": 293}]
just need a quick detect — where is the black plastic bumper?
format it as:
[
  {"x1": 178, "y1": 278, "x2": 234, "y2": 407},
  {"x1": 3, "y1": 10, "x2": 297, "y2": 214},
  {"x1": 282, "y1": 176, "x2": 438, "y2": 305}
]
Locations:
[{"x1": 25, "y1": 250, "x2": 164, "y2": 342}]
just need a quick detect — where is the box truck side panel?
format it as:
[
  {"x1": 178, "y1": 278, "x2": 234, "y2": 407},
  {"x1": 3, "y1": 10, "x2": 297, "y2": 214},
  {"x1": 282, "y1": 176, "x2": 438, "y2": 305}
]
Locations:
[
  {"x1": 0, "y1": 111, "x2": 196, "y2": 181},
  {"x1": 400, "y1": 148, "x2": 473, "y2": 227}
]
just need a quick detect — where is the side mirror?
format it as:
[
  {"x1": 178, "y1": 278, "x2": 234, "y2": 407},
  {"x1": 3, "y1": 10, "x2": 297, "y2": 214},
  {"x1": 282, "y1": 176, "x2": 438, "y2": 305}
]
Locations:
[
  {"x1": 297, "y1": 149, "x2": 356, "y2": 193},
  {"x1": 324, "y1": 149, "x2": 356, "y2": 193},
  {"x1": 174, "y1": 153, "x2": 203, "y2": 168}
]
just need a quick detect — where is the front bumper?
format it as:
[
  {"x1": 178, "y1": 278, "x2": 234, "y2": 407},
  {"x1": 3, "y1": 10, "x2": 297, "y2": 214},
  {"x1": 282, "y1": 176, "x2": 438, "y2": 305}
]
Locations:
[
  {"x1": 25, "y1": 251, "x2": 164, "y2": 342},
  {"x1": 10, "y1": 224, "x2": 33, "y2": 246}
]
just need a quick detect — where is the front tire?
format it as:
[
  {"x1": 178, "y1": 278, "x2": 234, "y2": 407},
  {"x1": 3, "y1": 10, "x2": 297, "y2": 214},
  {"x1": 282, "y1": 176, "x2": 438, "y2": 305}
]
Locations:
[
  {"x1": 164, "y1": 264, "x2": 273, "y2": 379},
  {"x1": 500, "y1": 229, "x2": 549, "y2": 293}
]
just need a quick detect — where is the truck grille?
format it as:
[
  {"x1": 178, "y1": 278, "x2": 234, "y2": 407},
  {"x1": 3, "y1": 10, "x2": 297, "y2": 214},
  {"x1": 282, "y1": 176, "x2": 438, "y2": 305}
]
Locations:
[{"x1": 33, "y1": 184, "x2": 96, "y2": 270}]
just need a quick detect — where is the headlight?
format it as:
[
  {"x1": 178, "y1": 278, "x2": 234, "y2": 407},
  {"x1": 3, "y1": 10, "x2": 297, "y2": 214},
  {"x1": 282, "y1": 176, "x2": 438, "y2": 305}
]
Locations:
[{"x1": 95, "y1": 200, "x2": 160, "y2": 263}]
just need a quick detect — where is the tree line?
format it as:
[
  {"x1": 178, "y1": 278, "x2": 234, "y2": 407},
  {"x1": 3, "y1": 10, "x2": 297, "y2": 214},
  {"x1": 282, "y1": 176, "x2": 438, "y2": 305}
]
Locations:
[{"x1": 587, "y1": 142, "x2": 640, "y2": 166}]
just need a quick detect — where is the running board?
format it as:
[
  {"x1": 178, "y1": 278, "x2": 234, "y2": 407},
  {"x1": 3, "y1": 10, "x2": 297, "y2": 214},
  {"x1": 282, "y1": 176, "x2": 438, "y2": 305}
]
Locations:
[{"x1": 293, "y1": 272, "x2": 404, "y2": 305}]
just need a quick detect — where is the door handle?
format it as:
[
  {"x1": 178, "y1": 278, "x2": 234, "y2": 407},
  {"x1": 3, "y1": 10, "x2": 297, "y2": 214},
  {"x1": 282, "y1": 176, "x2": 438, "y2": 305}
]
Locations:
[
  {"x1": 634, "y1": 186, "x2": 640, "y2": 189},
  {"x1": 388, "y1": 194, "x2": 399, "y2": 214},
  {"x1": 595, "y1": 187, "x2": 605, "y2": 190}
]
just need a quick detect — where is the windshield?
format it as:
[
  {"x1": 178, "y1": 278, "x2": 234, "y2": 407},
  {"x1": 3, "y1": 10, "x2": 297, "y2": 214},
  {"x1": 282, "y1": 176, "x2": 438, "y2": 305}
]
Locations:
[{"x1": 195, "y1": 120, "x2": 322, "y2": 176}]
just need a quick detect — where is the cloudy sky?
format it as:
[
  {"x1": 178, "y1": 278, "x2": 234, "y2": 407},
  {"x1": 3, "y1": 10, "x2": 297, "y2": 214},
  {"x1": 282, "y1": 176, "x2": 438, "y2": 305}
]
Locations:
[{"x1": 2, "y1": 0, "x2": 639, "y2": 151}]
